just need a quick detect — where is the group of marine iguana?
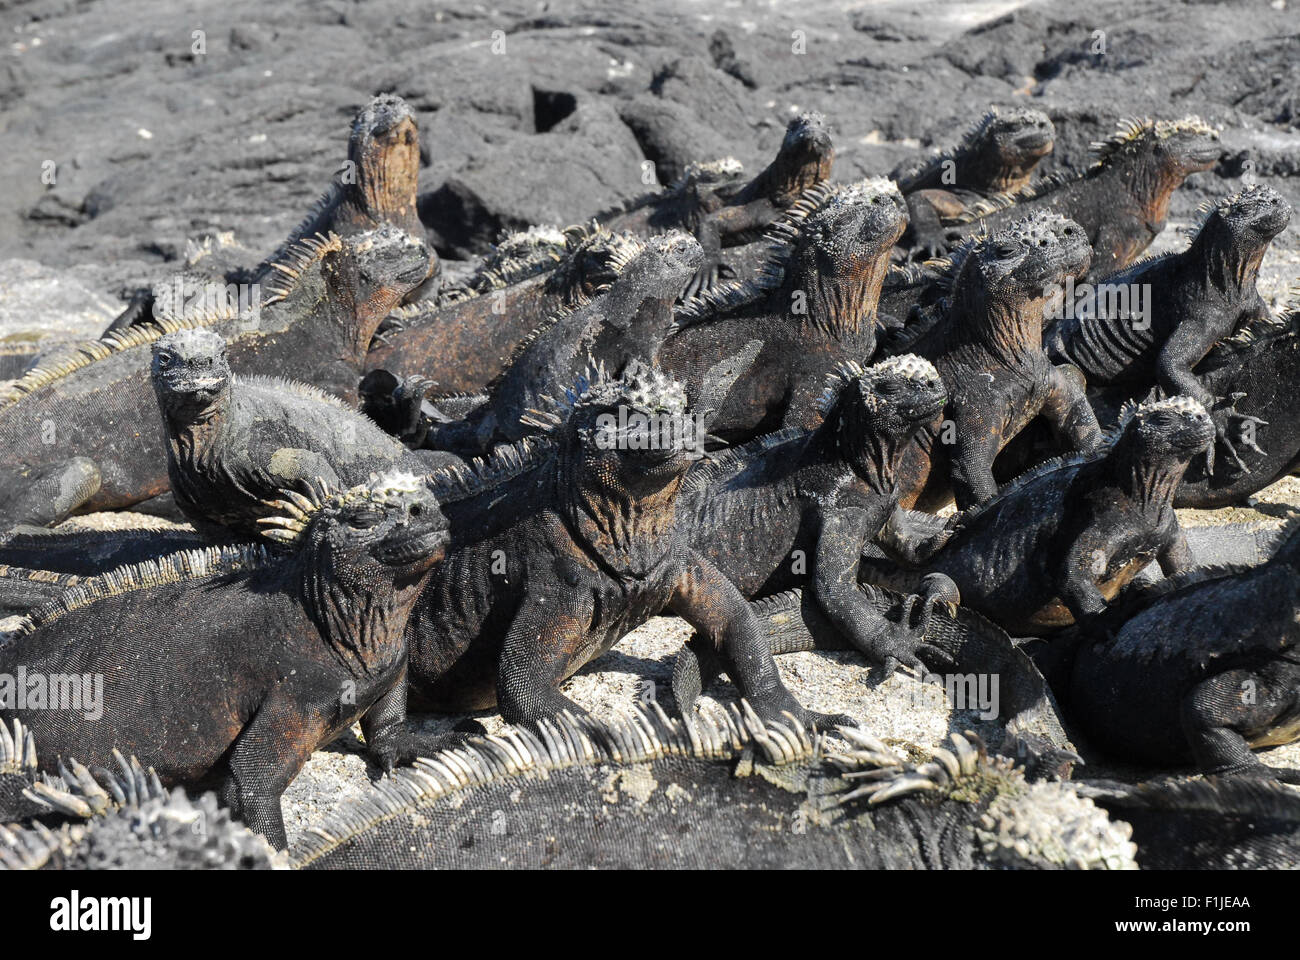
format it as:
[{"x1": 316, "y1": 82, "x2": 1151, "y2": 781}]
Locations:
[{"x1": 1, "y1": 94, "x2": 1299, "y2": 870}]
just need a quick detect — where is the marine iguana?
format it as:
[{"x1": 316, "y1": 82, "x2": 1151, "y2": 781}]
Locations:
[
  {"x1": 0, "y1": 473, "x2": 454, "y2": 848},
  {"x1": 895, "y1": 213, "x2": 1103, "y2": 510},
  {"x1": 673, "y1": 355, "x2": 954, "y2": 678},
  {"x1": 364, "y1": 226, "x2": 643, "y2": 394},
  {"x1": 945, "y1": 117, "x2": 1222, "y2": 279},
  {"x1": 288, "y1": 709, "x2": 1136, "y2": 870},
  {"x1": 1045, "y1": 185, "x2": 1290, "y2": 470},
  {"x1": 0, "y1": 725, "x2": 284, "y2": 869},
  {"x1": 104, "y1": 95, "x2": 430, "y2": 332},
  {"x1": 892, "y1": 106, "x2": 1055, "y2": 259},
  {"x1": 659, "y1": 178, "x2": 907, "y2": 444},
  {"x1": 1174, "y1": 296, "x2": 1300, "y2": 507},
  {"x1": 418, "y1": 233, "x2": 705, "y2": 457},
  {"x1": 602, "y1": 112, "x2": 834, "y2": 295},
  {"x1": 400, "y1": 361, "x2": 832, "y2": 733},
  {"x1": 150, "y1": 328, "x2": 460, "y2": 542},
  {"x1": 1050, "y1": 522, "x2": 1300, "y2": 783},
  {"x1": 0, "y1": 227, "x2": 430, "y2": 527},
  {"x1": 869, "y1": 396, "x2": 1214, "y2": 635}
]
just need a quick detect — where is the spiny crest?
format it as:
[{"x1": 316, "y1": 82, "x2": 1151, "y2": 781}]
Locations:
[
  {"x1": 463, "y1": 223, "x2": 568, "y2": 293},
  {"x1": 2, "y1": 545, "x2": 272, "y2": 643},
  {"x1": 289, "y1": 701, "x2": 815, "y2": 868},
  {"x1": 816, "y1": 354, "x2": 941, "y2": 415},
  {"x1": 261, "y1": 233, "x2": 344, "y2": 303},
  {"x1": 256, "y1": 472, "x2": 424, "y2": 545},
  {"x1": 420, "y1": 435, "x2": 554, "y2": 505},
  {"x1": 544, "y1": 225, "x2": 646, "y2": 301}
]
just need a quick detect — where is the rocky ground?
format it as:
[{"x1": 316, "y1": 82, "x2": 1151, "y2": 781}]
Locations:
[{"x1": 2, "y1": 0, "x2": 1299, "y2": 847}]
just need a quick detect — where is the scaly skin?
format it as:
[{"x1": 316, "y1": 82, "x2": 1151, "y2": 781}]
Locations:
[
  {"x1": 0, "y1": 227, "x2": 431, "y2": 528},
  {"x1": 660, "y1": 178, "x2": 907, "y2": 444},
  {"x1": 0, "y1": 473, "x2": 454, "y2": 849},
  {"x1": 870, "y1": 397, "x2": 1215, "y2": 635},
  {"x1": 896, "y1": 212, "x2": 1102, "y2": 510},
  {"x1": 150, "y1": 328, "x2": 459, "y2": 542},
  {"x1": 1046, "y1": 185, "x2": 1290, "y2": 471},
  {"x1": 1060, "y1": 522, "x2": 1300, "y2": 783},
  {"x1": 945, "y1": 116, "x2": 1222, "y2": 279},
  {"x1": 893, "y1": 107, "x2": 1055, "y2": 259}
]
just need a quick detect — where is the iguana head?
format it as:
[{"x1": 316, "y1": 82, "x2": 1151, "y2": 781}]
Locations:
[
  {"x1": 151, "y1": 329, "x2": 232, "y2": 424},
  {"x1": 348, "y1": 94, "x2": 421, "y2": 225},
  {"x1": 785, "y1": 178, "x2": 906, "y2": 332},
  {"x1": 1119, "y1": 395, "x2": 1215, "y2": 464},
  {"x1": 1020, "y1": 211, "x2": 1092, "y2": 281},
  {"x1": 1201, "y1": 184, "x2": 1292, "y2": 255},
  {"x1": 971, "y1": 107, "x2": 1055, "y2": 190},
  {"x1": 770, "y1": 111, "x2": 834, "y2": 200},
  {"x1": 260, "y1": 471, "x2": 450, "y2": 585},
  {"x1": 821, "y1": 355, "x2": 946, "y2": 484},
  {"x1": 1094, "y1": 116, "x2": 1221, "y2": 178},
  {"x1": 330, "y1": 226, "x2": 434, "y2": 354},
  {"x1": 959, "y1": 216, "x2": 1070, "y2": 324}
]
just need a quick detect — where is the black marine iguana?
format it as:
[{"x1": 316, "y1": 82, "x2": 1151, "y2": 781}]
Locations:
[
  {"x1": 150, "y1": 328, "x2": 459, "y2": 542},
  {"x1": 287, "y1": 710, "x2": 1136, "y2": 870},
  {"x1": 894, "y1": 212, "x2": 1103, "y2": 510},
  {"x1": 602, "y1": 112, "x2": 834, "y2": 295},
  {"x1": 1049, "y1": 521, "x2": 1300, "y2": 783},
  {"x1": 0, "y1": 227, "x2": 430, "y2": 527},
  {"x1": 892, "y1": 106, "x2": 1055, "y2": 259},
  {"x1": 869, "y1": 396, "x2": 1214, "y2": 635},
  {"x1": 945, "y1": 116, "x2": 1222, "y2": 279},
  {"x1": 1044, "y1": 185, "x2": 1290, "y2": 471},
  {"x1": 659, "y1": 178, "x2": 907, "y2": 443},
  {"x1": 400, "y1": 361, "x2": 834, "y2": 732},
  {"x1": 0, "y1": 473, "x2": 454, "y2": 848},
  {"x1": 674, "y1": 354, "x2": 954, "y2": 677},
  {"x1": 364, "y1": 226, "x2": 643, "y2": 395}
]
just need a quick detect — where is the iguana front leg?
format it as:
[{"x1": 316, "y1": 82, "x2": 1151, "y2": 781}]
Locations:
[
  {"x1": 812, "y1": 508, "x2": 954, "y2": 676},
  {"x1": 1042, "y1": 363, "x2": 1104, "y2": 456},
  {"x1": 902, "y1": 193, "x2": 949, "y2": 261},
  {"x1": 1058, "y1": 538, "x2": 1113, "y2": 624},
  {"x1": 495, "y1": 594, "x2": 595, "y2": 725},
  {"x1": 668, "y1": 553, "x2": 843, "y2": 729},
  {"x1": 1157, "y1": 528, "x2": 1195, "y2": 578},
  {"x1": 360, "y1": 663, "x2": 468, "y2": 768},
  {"x1": 948, "y1": 419, "x2": 1002, "y2": 509}
]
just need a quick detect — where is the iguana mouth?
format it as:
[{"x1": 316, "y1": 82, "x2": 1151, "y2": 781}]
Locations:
[
  {"x1": 1010, "y1": 129, "x2": 1053, "y2": 155},
  {"x1": 373, "y1": 527, "x2": 449, "y2": 568}
]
